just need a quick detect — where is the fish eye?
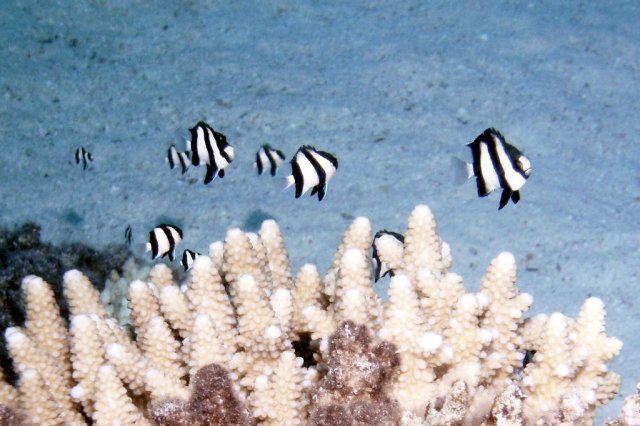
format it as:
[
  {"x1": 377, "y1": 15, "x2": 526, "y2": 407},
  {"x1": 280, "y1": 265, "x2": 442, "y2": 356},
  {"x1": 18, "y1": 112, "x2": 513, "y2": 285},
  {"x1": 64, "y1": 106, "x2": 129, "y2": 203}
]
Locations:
[{"x1": 518, "y1": 156, "x2": 532, "y2": 176}]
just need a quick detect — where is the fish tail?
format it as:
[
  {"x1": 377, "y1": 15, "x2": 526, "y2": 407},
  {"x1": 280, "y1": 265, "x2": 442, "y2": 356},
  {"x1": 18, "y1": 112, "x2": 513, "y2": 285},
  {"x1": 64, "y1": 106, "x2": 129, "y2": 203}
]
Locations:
[{"x1": 450, "y1": 156, "x2": 473, "y2": 186}]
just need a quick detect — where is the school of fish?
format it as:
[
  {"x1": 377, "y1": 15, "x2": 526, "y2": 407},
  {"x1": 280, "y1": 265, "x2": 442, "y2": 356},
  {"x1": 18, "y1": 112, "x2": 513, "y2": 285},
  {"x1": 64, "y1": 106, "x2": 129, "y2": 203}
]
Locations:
[{"x1": 74, "y1": 123, "x2": 531, "y2": 272}]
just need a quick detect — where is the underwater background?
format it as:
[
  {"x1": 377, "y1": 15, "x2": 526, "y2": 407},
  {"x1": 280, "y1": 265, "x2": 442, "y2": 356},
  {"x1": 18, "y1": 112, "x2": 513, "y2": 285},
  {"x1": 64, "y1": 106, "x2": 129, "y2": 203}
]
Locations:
[{"x1": 0, "y1": 0, "x2": 638, "y2": 422}]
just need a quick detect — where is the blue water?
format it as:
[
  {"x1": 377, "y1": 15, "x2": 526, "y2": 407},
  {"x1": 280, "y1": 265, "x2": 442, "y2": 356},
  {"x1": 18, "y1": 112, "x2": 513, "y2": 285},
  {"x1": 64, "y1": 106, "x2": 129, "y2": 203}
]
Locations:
[{"x1": 1, "y1": 1, "x2": 638, "y2": 422}]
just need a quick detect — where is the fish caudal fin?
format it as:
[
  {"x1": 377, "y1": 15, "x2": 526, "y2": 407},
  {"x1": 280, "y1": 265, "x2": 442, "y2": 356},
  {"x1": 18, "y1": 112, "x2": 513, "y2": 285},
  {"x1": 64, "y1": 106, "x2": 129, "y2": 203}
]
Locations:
[
  {"x1": 284, "y1": 175, "x2": 295, "y2": 189},
  {"x1": 450, "y1": 156, "x2": 474, "y2": 186}
]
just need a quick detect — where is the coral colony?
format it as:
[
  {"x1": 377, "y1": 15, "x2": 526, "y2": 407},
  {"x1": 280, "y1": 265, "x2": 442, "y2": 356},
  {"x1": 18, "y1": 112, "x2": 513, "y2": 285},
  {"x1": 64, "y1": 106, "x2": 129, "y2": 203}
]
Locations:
[{"x1": 0, "y1": 205, "x2": 638, "y2": 425}]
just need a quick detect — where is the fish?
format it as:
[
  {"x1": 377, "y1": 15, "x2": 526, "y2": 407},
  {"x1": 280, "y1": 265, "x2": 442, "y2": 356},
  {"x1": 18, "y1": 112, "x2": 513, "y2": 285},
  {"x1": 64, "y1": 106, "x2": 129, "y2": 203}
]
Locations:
[
  {"x1": 371, "y1": 230, "x2": 404, "y2": 282},
  {"x1": 465, "y1": 128, "x2": 532, "y2": 210},
  {"x1": 522, "y1": 349, "x2": 536, "y2": 369},
  {"x1": 255, "y1": 144, "x2": 286, "y2": 176},
  {"x1": 285, "y1": 145, "x2": 338, "y2": 201},
  {"x1": 124, "y1": 225, "x2": 132, "y2": 247},
  {"x1": 167, "y1": 145, "x2": 191, "y2": 174},
  {"x1": 181, "y1": 249, "x2": 200, "y2": 271},
  {"x1": 188, "y1": 121, "x2": 234, "y2": 184},
  {"x1": 145, "y1": 224, "x2": 183, "y2": 261},
  {"x1": 74, "y1": 146, "x2": 93, "y2": 170}
]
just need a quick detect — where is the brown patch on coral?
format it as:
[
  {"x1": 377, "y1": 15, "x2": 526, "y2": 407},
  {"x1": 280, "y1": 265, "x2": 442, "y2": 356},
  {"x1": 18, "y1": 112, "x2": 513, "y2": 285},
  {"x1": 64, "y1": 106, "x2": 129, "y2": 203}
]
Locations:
[
  {"x1": 424, "y1": 380, "x2": 468, "y2": 426},
  {"x1": 308, "y1": 321, "x2": 401, "y2": 426},
  {"x1": 482, "y1": 384, "x2": 526, "y2": 426},
  {"x1": 150, "y1": 364, "x2": 253, "y2": 426},
  {"x1": 0, "y1": 405, "x2": 21, "y2": 426}
]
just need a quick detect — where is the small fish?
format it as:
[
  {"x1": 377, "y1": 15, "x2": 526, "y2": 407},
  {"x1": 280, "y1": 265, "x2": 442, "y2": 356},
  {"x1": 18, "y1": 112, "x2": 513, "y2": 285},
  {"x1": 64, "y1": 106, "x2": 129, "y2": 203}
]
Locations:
[
  {"x1": 124, "y1": 225, "x2": 132, "y2": 247},
  {"x1": 522, "y1": 349, "x2": 536, "y2": 369},
  {"x1": 188, "y1": 121, "x2": 234, "y2": 184},
  {"x1": 255, "y1": 144, "x2": 286, "y2": 176},
  {"x1": 371, "y1": 230, "x2": 404, "y2": 282},
  {"x1": 285, "y1": 145, "x2": 338, "y2": 201},
  {"x1": 74, "y1": 146, "x2": 93, "y2": 170},
  {"x1": 181, "y1": 249, "x2": 200, "y2": 271},
  {"x1": 167, "y1": 145, "x2": 191, "y2": 174},
  {"x1": 145, "y1": 224, "x2": 183, "y2": 261},
  {"x1": 464, "y1": 128, "x2": 532, "y2": 210}
]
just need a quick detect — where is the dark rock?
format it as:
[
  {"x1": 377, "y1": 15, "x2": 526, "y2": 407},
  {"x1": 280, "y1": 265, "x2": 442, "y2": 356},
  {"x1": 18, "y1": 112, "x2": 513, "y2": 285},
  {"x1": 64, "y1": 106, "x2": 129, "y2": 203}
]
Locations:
[{"x1": 0, "y1": 221, "x2": 136, "y2": 384}]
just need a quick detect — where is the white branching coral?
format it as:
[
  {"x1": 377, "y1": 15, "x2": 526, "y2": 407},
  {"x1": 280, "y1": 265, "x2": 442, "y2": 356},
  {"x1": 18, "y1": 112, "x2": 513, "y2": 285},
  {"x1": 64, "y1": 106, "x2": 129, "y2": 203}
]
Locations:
[{"x1": 0, "y1": 204, "x2": 629, "y2": 426}]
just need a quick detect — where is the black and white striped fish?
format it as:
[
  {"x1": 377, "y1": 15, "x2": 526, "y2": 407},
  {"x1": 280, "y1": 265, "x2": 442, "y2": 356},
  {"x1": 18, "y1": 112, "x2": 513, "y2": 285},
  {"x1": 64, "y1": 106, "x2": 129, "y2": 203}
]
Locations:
[
  {"x1": 167, "y1": 145, "x2": 191, "y2": 174},
  {"x1": 124, "y1": 225, "x2": 132, "y2": 247},
  {"x1": 255, "y1": 144, "x2": 286, "y2": 176},
  {"x1": 74, "y1": 146, "x2": 93, "y2": 170},
  {"x1": 285, "y1": 145, "x2": 338, "y2": 201},
  {"x1": 145, "y1": 224, "x2": 183, "y2": 261},
  {"x1": 371, "y1": 230, "x2": 404, "y2": 282},
  {"x1": 188, "y1": 121, "x2": 234, "y2": 184},
  {"x1": 464, "y1": 128, "x2": 532, "y2": 210},
  {"x1": 181, "y1": 249, "x2": 200, "y2": 271}
]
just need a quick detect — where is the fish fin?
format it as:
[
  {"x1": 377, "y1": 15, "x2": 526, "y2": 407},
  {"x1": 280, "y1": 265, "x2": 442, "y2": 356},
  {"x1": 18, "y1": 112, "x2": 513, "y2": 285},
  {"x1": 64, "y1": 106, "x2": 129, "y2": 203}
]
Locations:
[
  {"x1": 283, "y1": 175, "x2": 295, "y2": 191},
  {"x1": 511, "y1": 190, "x2": 520, "y2": 204},
  {"x1": 316, "y1": 184, "x2": 327, "y2": 201},
  {"x1": 499, "y1": 189, "x2": 511, "y2": 210},
  {"x1": 372, "y1": 259, "x2": 381, "y2": 283},
  {"x1": 204, "y1": 164, "x2": 218, "y2": 184},
  {"x1": 218, "y1": 169, "x2": 225, "y2": 178},
  {"x1": 291, "y1": 160, "x2": 304, "y2": 198},
  {"x1": 179, "y1": 152, "x2": 190, "y2": 174},
  {"x1": 168, "y1": 250, "x2": 175, "y2": 262},
  {"x1": 450, "y1": 156, "x2": 473, "y2": 186}
]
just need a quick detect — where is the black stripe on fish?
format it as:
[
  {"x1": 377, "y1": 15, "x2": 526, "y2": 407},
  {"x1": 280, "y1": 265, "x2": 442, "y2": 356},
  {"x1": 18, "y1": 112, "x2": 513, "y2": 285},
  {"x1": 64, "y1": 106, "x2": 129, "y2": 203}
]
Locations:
[
  {"x1": 124, "y1": 225, "x2": 132, "y2": 247},
  {"x1": 291, "y1": 154, "x2": 305, "y2": 198},
  {"x1": 75, "y1": 146, "x2": 93, "y2": 170},
  {"x1": 300, "y1": 147, "x2": 328, "y2": 201},
  {"x1": 162, "y1": 224, "x2": 181, "y2": 261},
  {"x1": 203, "y1": 123, "x2": 217, "y2": 172},
  {"x1": 160, "y1": 225, "x2": 175, "y2": 260},
  {"x1": 256, "y1": 144, "x2": 286, "y2": 176},
  {"x1": 189, "y1": 124, "x2": 202, "y2": 166},
  {"x1": 504, "y1": 142, "x2": 530, "y2": 181},
  {"x1": 181, "y1": 249, "x2": 200, "y2": 271},
  {"x1": 267, "y1": 145, "x2": 285, "y2": 176},
  {"x1": 371, "y1": 230, "x2": 404, "y2": 282},
  {"x1": 149, "y1": 224, "x2": 183, "y2": 261},
  {"x1": 255, "y1": 150, "x2": 264, "y2": 175},
  {"x1": 167, "y1": 146, "x2": 176, "y2": 169},
  {"x1": 265, "y1": 147, "x2": 277, "y2": 176},
  {"x1": 149, "y1": 229, "x2": 159, "y2": 260},
  {"x1": 468, "y1": 129, "x2": 506, "y2": 196},
  {"x1": 486, "y1": 132, "x2": 508, "y2": 190},
  {"x1": 316, "y1": 149, "x2": 338, "y2": 170},
  {"x1": 178, "y1": 151, "x2": 190, "y2": 174},
  {"x1": 214, "y1": 130, "x2": 232, "y2": 163}
]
